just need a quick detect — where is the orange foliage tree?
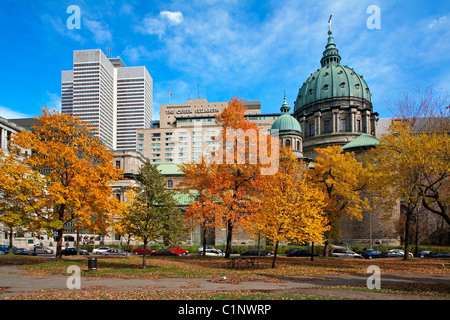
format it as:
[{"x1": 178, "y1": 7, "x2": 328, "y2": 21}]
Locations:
[
  {"x1": 12, "y1": 109, "x2": 123, "y2": 261},
  {"x1": 179, "y1": 98, "x2": 277, "y2": 258}
]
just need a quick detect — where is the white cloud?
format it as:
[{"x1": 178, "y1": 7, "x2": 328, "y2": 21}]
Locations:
[
  {"x1": 136, "y1": 11, "x2": 184, "y2": 38},
  {"x1": 0, "y1": 106, "x2": 31, "y2": 119},
  {"x1": 84, "y1": 18, "x2": 112, "y2": 44},
  {"x1": 123, "y1": 45, "x2": 154, "y2": 62},
  {"x1": 39, "y1": 92, "x2": 61, "y2": 113},
  {"x1": 160, "y1": 11, "x2": 184, "y2": 26},
  {"x1": 428, "y1": 15, "x2": 448, "y2": 29}
]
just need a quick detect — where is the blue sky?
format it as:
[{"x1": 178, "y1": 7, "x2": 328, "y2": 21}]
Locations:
[{"x1": 0, "y1": 0, "x2": 449, "y2": 120}]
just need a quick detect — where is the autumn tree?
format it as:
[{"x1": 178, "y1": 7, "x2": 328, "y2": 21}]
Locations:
[
  {"x1": 122, "y1": 160, "x2": 185, "y2": 268},
  {"x1": 246, "y1": 147, "x2": 329, "y2": 268},
  {"x1": 365, "y1": 122, "x2": 449, "y2": 260},
  {"x1": 386, "y1": 84, "x2": 449, "y2": 228},
  {"x1": 178, "y1": 159, "x2": 218, "y2": 255},
  {"x1": 0, "y1": 148, "x2": 46, "y2": 252},
  {"x1": 309, "y1": 145, "x2": 371, "y2": 254},
  {"x1": 12, "y1": 108, "x2": 123, "y2": 261}
]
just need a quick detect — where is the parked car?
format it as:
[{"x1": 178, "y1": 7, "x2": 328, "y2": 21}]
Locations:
[
  {"x1": 197, "y1": 246, "x2": 225, "y2": 256},
  {"x1": 286, "y1": 249, "x2": 316, "y2": 257},
  {"x1": 429, "y1": 252, "x2": 450, "y2": 258},
  {"x1": 0, "y1": 245, "x2": 11, "y2": 254},
  {"x1": 152, "y1": 249, "x2": 182, "y2": 256},
  {"x1": 92, "y1": 247, "x2": 111, "y2": 255},
  {"x1": 381, "y1": 249, "x2": 413, "y2": 258},
  {"x1": 101, "y1": 249, "x2": 127, "y2": 256},
  {"x1": 33, "y1": 245, "x2": 54, "y2": 255},
  {"x1": 197, "y1": 246, "x2": 216, "y2": 253},
  {"x1": 417, "y1": 250, "x2": 432, "y2": 258},
  {"x1": 14, "y1": 247, "x2": 32, "y2": 255},
  {"x1": 169, "y1": 246, "x2": 189, "y2": 255},
  {"x1": 329, "y1": 248, "x2": 363, "y2": 259},
  {"x1": 132, "y1": 247, "x2": 155, "y2": 255},
  {"x1": 240, "y1": 248, "x2": 274, "y2": 257},
  {"x1": 355, "y1": 248, "x2": 381, "y2": 259},
  {"x1": 61, "y1": 247, "x2": 89, "y2": 255}
]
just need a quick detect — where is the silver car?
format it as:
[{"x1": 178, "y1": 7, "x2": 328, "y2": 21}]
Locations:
[
  {"x1": 329, "y1": 248, "x2": 363, "y2": 259},
  {"x1": 34, "y1": 246, "x2": 54, "y2": 255},
  {"x1": 101, "y1": 249, "x2": 127, "y2": 256}
]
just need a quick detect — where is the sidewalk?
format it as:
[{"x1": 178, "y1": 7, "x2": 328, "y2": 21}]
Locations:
[{"x1": 1, "y1": 264, "x2": 449, "y2": 300}]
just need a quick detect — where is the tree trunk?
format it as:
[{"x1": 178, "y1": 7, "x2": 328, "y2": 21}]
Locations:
[
  {"x1": 403, "y1": 210, "x2": 413, "y2": 261},
  {"x1": 414, "y1": 213, "x2": 420, "y2": 257},
  {"x1": 202, "y1": 222, "x2": 207, "y2": 256},
  {"x1": 257, "y1": 233, "x2": 261, "y2": 256},
  {"x1": 126, "y1": 236, "x2": 131, "y2": 256},
  {"x1": 8, "y1": 226, "x2": 13, "y2": 254},
  {"x1": 55, "y1": 227, "x2": 64, "y2": 262},
  {"x1": 142, "y1": 237, "x2": 148, "y2": 269},
  {"x1": 323, "y1": 240, "x2": 329, "y2": 257},
  {"x1": 271, "y1": 241, "x2": 279, "y2": 268},
  {"x1": 224, "y1": 220, "x2": 233, "y2": 258},
  {"x1": 76, "y1": 228, "x2": 80, "y2": 256},
  {"x1": 310, "y1": 242, "x2": 315, "y2": 262}
]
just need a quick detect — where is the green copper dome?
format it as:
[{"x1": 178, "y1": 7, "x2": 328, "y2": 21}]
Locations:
[
  {"x1": 271, "y1": 96, "x2": 302, "y2": 133},
  {"x1": 342, "y1": 134, "x2": 379, "y2": 150},
  {"x1": 294, "y1": 29, "x2": 371, "y2": 114}
]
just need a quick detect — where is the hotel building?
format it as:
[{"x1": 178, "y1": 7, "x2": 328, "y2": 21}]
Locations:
[
  {"x1": 136, "y1": 98, "x2": 279, "y2": 168},
  {"x1": 61, "y1": 49, "x2": 153, "y2": 151}
]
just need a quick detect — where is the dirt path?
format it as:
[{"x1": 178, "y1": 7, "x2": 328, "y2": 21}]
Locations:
[{"x1": 1, "y1": 264, "x2": 449, "y2": 300}]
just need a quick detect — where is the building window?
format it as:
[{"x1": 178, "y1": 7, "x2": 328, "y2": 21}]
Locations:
[
  {"x1": 167, "y1": 180, "x2": 173, "y2": 188},
  {"x1": 115, "y1": 161, "x2": 121, "y2": 169},
  {"x1": 285, "y1": 139, "x2": 291, "y2": 147},
  {"x1": 297, "y1": 141, "x2": 301, "y2": 151},
  {"x1": 309, "y1": 124, "x2": 315, "y2": 137},
  {"x1": 323, "y1": 120, "x2": 331, "y2": 133},
  {"x1": 357, "y1": 119, "x2": 361, "y2": 132},
  {"x1": 340, "y1": 119, "x2": 346, "y2": 132}
]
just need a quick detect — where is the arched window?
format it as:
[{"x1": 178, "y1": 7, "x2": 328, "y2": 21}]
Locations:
[
  {"x1": 167, "y1": 180, "x2": 173, "y2": 188},
  {"x1": 285, "y1": 139, "x2": 291, "y2": 147},
  {"x1": 297, "y1": 140, "x2": 301, "y2": 151}
]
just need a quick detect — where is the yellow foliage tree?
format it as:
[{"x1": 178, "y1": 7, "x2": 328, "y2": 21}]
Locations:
[
  {"x1": 0, "y1": 147, "x2": 46, "y2": 252},
  {"x1": 246, "y1": 147, "x2": 329, "y2": 268},
  {"x1": 364, "y1": 121, "x2": 450, "y2": 259},
  {"x1": 309, "y1": 145, "x2": 371, "y2": 252},
  {"x1": 12, "y1": 108, "x2": 123, "y2": 261}
]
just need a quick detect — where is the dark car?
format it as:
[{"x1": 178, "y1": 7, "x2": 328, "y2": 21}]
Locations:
[
  {"x1": 0, "y1": 245, "x2": 32, "y2": 255},
  {"x1": 286, "y1": 249, "x2": 316, "y2": 257},
  {"x1": 152, "y1": 249, "x2": 181, "y2": 256},
  {"x1": 132, "y1": 247, "x2": 155, "y2": 255},
  {"x1": 240, "y1": 248, "x2": 274, "y2": 257},
  {"x1": 62, "y1": 247, "x2": 89, "y2": 255},
  {"x1": 429, "y1": 252, "x2": 450, "y2": 258},
  {"x1": 14, "y1": 247, "x2": 32, "y2": 255},
  {"x1": 0, "y1": 245, "x2": 10, "y2": 254},
  {"x1": 356, "y1": 248, "x2": 381, "y2": 259}
]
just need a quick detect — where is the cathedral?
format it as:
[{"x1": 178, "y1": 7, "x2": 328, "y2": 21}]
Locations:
[{"x1": 268, "y1": 23, "x2": 400, "y2": 247}]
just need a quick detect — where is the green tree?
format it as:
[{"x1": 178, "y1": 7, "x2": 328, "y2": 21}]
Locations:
[{"x1": 122, "y1": 160, "x2": 185, "y2": 268}]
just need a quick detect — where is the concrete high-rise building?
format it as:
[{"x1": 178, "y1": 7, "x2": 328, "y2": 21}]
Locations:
[{"x1": 61, "y1": 49, "x2": 152, "y2": 151}]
